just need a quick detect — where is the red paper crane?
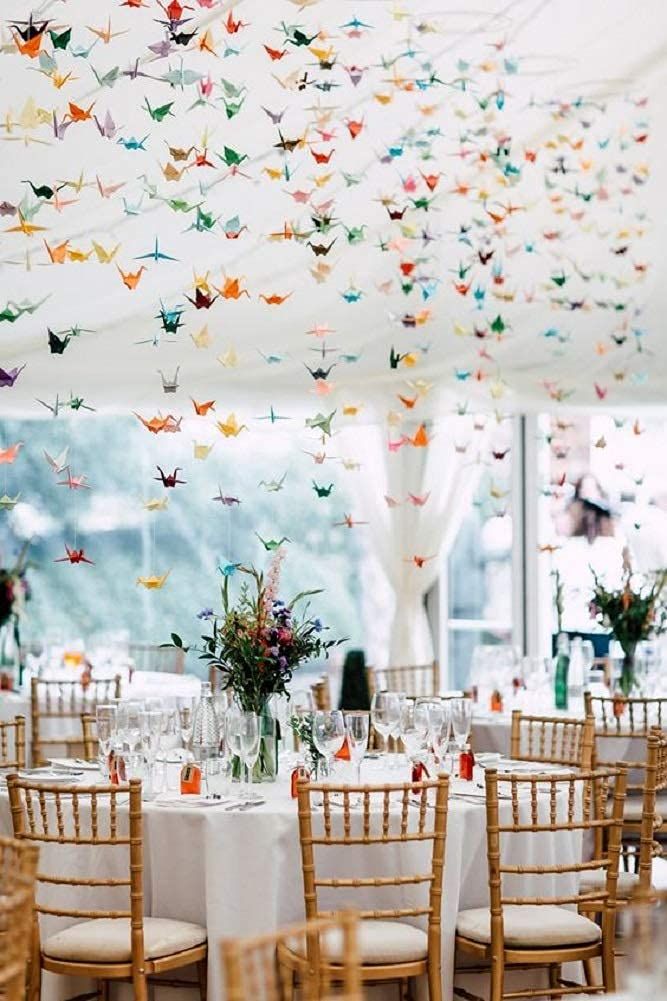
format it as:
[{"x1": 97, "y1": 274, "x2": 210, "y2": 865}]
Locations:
[
  {"x1": 155, "y1": 466, "x2": 186, "y2": 488},
  {"x1": 54, "y1": 546, "x2": 95, "y2": 565}
]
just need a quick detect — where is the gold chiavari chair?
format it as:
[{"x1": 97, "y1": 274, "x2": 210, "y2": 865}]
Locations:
[
  {"x1": 129, "y1": 643, "x2": 185, "y2": 675},
  {"x1": 584, "y1": 690, "x2": 667, "y2": 734},
  {"x1": 585, "y1": 691, "x2": 667, "y2": 846},
  {"x1": 454, "y1": 765, "x2": 628, "y2": 1000},
  {"x1": 80, "y1": 713, "x2": 97, "y2": 762},
  {"x1": 311, "y1": 676, "x2": 332, "y2": 711},
  {"x1": 579, "y1": 729, "x2": 666, "y2": 902},
  {"x1": 368, "y1": 661, "x2": 439, "y2": 699},
  {"x1": 7, "y1": 776, "x2": 208, "y2": 1001},
  {"x1": 222, "y1": 912, "x2": 362, "y2": 1001},
  {"x1": 509, "y1": 710, "x2": 596, "y2": 770},
  {"x1": 0, "y1": 837, "x2": 39, "y2": 1001},
  {"x1": 31, "y1": 675, "x2": 121, "y2": 766},
  {"x1": 281, "y1": 775, "x2": 449, "y2": 1001},
  {"x1": 0, "y1": 715, "x2": 26, "y2": 770}
]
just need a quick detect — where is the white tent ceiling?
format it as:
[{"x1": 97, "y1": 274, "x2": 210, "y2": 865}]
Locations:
[{"x1": 0, "y1": 0, "x2": 666, "y2": 419}]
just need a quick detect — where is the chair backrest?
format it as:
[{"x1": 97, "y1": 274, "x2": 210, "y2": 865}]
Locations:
[
  {"x1": 0, "y1": 837, "x2": 38, "y2": 1001},
  {"x1": 6, "y1": 776, "x2": 145, "y2": 972},
  {"x1": 368, "y1": 662, "x2": 439, "y2": 699},
  {"x1": 80, "y1": 713, "x2": 97, "y2": 762},
  {"x1": 0, "y1": 716, "x2": 26, "y2": 770},
  {"x1": 510, "y1": 710, "x2": 595, "y2": 769},
  {"x1": 634, "y1": 730, "x2": 667, "y2": 895},
  {"x1": 296, "y1": 775, "x2": 449, "y2": 943},
  {"x1": 584, "y1": 690, "x2": 667, "y2": 734},
  {"x1": 221, "y1": 911, "x2": 362, "y2": 1001},
  {"x1": 484, "y1": 766, "x2": 627, "y2": 946},
  {"x1": 129, "y1": 643, "x2": 185, "y2": 674},
  {"x1": 311, "y1": 676, "x2": 331, "y2": 711},
  {"x1": 31, "y1": 676, "x2": 121, "y2": 766}
]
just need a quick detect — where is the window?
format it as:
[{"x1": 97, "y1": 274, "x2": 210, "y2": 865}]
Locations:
[{"x1": 0, "y1": 416, "x2": 367, "y2": 674}]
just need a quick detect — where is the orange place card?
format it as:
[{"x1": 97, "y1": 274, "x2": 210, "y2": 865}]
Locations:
[{"x1": 180, "y1": 762, "x2": 202, "y2": 795}]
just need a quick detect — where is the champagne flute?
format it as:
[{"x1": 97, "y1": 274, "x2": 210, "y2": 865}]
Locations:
[
  {"x1": 344, "y1": 711, "x2": 369, "y2": 784},
  {"x1": 177, "y1": 697, "x2": 195, "y2": 758},
  {"x1": 370, "y1": 692, "x2": 401, "y2": 756},
  {"x1": 158, "y1": 709, "x2": 177, "y2": 792},
  {"x1": 450, "y1": 697, "x2": 473, "y2": 754},
  {"x1": 95, "y1": 704, "x2": 117, "y2": 778},
  {"x1": 312, "y1": 710, "x2": 345, "y2": 779},
  {"x1": 239, "y1": 712, "x2": 261, "y2": 800}
]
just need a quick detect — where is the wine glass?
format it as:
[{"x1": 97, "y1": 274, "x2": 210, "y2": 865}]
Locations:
[
  {"x1": 312, "y1": 710, "x2": 345, "y2": 778},
  {"x1": 95, "y1": 705, "x2": 117, "y2": 778},
  {"x1": 123, "y1": 701, "x2": 143, "y2": 752},
  {"x1": 370, "y1": 692, "x2": 401, "y2": 755},
  {"x1": 450, "y1": 698, "x2": 473, "y2": 753},
  {"x1": 344, "y1": 711, "x2": 369, "y2": 784},
  {"x1": 399, "y1": 701, "x2": 429, "y2": 770},
  {"x1": 239, "y1": 713, "x2": 261, "y2": 800},
  {"x1": 428, "y1": 701, "x2": 452, "y2": 770},
  {"x1": 140, "y1": 710, "x2": 162, "y2": 793},
  {"x1": 158, "y1": 709, "x2": 177, "y2": 792}
]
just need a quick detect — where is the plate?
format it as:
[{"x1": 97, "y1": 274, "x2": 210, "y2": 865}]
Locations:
[
  {"x1": 18, "y1": 768, "x2": 83, "y2": 782},
  {"x1": 48, "y1": 758, "x2": 99, "y2": 772}
]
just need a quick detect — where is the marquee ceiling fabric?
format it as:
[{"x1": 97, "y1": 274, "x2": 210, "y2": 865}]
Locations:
[{"x1": 1, "y1": 0, "x2": 666, "y2": 420}]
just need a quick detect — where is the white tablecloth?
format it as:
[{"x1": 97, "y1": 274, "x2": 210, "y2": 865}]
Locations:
[{"x1": 0, "y1": 760, "x2": 581, "y2": 1001}]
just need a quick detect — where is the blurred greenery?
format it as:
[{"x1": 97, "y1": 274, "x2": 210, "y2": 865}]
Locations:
[{"x1": 0, "y1": 416, "x2": 364, "y2": 673}]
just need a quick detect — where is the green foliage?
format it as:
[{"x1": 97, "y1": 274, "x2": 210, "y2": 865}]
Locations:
[{"x1": 590, "y1": 552, "x2": 667, "y2": 657}]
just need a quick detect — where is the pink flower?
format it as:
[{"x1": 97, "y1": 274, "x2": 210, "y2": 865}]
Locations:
[{"x1": 278, "y1": 627, "x2": 292, "y2": 644}]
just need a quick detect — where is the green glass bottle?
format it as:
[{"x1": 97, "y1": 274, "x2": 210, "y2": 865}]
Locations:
[{"x1": 554, "y1": 633, "x2": 570, "y2": 711}]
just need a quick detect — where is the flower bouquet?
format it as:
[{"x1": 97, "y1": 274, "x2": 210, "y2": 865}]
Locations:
[
  {"x1": 0, "y1": 542, "x2": 31, "y2": 690},
  {"x1": 171, "y1": 553, "x2": 342, "y2": 780},
  {"x1": 589, "y1": 549, "x2": 667, "y2": 695}
]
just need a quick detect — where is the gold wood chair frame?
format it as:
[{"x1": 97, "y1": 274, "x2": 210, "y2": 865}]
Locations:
[
  {"x1": 0, "y1": 715, "x2": 26, "y2": 770},
  {"x1": 0, "y1": 839, "x2": 38, "y2": 1001},
  {"x1": 222, "y1": 911, "x2": 362, "y2": 1001},
  {"x1": 509, "y1": 710, "x2": 595, "y2": 770},
  {"x1": 368, "y1": 661, "x2": 439, "y2": 699},
  {"x1": 454, "y1": 765, "x2": 628, "y2": 1001},
  {"x1": 31, "y1": 676, "x2": 121, "y2": 766},
  {"x1": 281, "y1": 775, "x2": 449, "y2": 1001},
  {"x1": 7, "y1": 776, "x2": 207, "y2": 1001}
]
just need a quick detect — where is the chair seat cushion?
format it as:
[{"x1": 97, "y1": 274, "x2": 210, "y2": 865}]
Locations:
[
  {"x1": 287, "y1": 919, "x2": 427, "y2": 965},
  {"x1": 456, "y1": 905, "x2": 601, "y2": 948},
  {"x1": 579, "y1": 868, "x2": 651, "y2": 897},
  {"x1": 43, "y1": 917, "x2": 207, "y2": 963}
]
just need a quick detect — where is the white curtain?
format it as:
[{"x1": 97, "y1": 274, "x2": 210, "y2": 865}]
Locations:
[{"x1": 340, "y1": 412, "x2": 490, "y2": 665}]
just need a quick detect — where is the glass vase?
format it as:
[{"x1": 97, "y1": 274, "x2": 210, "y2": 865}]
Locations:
[
  {"x1": 253, "y1": 704, "x2": 279, "y2": 782},
  {"x1": 619, "y1": 645, "x2": 637, "y2": 696}
]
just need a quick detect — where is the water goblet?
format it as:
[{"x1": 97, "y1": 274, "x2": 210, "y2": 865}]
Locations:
[
  {"x1": 312, "y1": 710, "x2": 345, "y2": 779},
  {"x1": 370, "y1": 692, "x2": 401, "y2": 756},
  {"x1": 344, "y1": 711, "x2": 369, "y2": 784},
  {"x1": 400, "y1": 701, "x2": 429, "y2": 774},
  {"x1": 450, "y1": 698, "x2": 473, "y2": 754}
]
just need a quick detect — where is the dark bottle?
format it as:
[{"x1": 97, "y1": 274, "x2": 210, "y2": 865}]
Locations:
[{"x1": 554, "y1": 633, "x2": 570, "y2": 710}]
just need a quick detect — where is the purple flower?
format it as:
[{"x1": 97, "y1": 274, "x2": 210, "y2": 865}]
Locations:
[
  {"x1": 197, "y1": 607, "x2": 215, "y2": 620},
  {"x1": 313, "y1": 618, "x2": 323, "y2": 632}
]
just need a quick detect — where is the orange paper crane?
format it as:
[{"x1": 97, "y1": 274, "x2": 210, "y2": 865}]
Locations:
[
  {"x1": 191, "y1": 398, "x2": 216, "y2": 416},
  {"x1": 259, "y1": 292, "x2": 293, "y2": 305},
  {"x1": 134, "y1": 413, "x2": 181, "y2": 434},
  {"x1": 333, "y1": 514, "x2": 369, "y2": 528},
  {"x1": 54, "y1": 546, "x2": 95, "y2": 565},
  {"x1": 0, "y1": 442, "x2": 23, "y2": 464},
  {"x1": 136, "y1": 571, "x2": 170, "y2": 589},
  {"x1": 13, "y1": 32, "x2": 43, "y2": 58},
  {"x1": 405, "y1": 555, "x2": 436, "y2": 568},
  {"x1": 217, "y1": 276, "x2": 250, "y2": 300},
  {"x1": 44, "y1": 239, "x2": 70, "y2": 264},
  {"x1": 67, "y1": 101, "x2": 95, "y2": 122},
  {"x1": 117, "y1": 265, "x2": 145, "y2": 290}
]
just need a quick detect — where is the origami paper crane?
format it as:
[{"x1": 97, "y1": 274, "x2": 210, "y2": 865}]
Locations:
[
  {"x1": 333, "y1": 514, "x2": 369, "y2": 528},
  {"x1": 54, "y1": 546, "x2": 95, "y2": 565},
  {"x1": 192, "y1": 398, "x2": 215, "y2": 415},
  {"x1": 43, "y1": 447, "x2": 69, "y2": 473},
  {"x1": 117, "y1": 265, "x2": 145, "y2": 290},
  {"x1": 212, "y1": 487, "x2": 241, "y2": 505},
  {"x1": 305, "y1": 411, "x2": 336, "y2": 437},
  {"x1": 143, "y1": 498, "x2": 169, "y2": 511},
  {"x1": 57, "y1": 469, "x2": 91, "y2": 490},
  {"x1": 257, "y1": 407, "x2": 290, "y2": 423},
  {"x1": 193, "y1": 443, "x2": 214, "y2": 460},
  {"x1": 136, "y1": 572, "x2": 170, "y2": 589},
  {"x1": 216, "y1": 414, "x2": 247, "y2": 437},
  {"x1": 135, "y1": 238, "x2": 177, "y2": 262},
  {"x1": 258, "y1": 473, "x2": 287, "y2": 492},
  {"x1": 255, "y1": 534, "x2": 290, "y2": 551},
  {"x1": 0, "y1": 443, "x2": 23, "y2": 464},
  {"x1": 134, "y1": 413, "x2": 181, "y2": 434},
  {"x1": 154, "y1": 466, "x2": 186, "y2": 487},
  {"x1": 312, "y1": 482, "x2": 334, "y2": 497},
  {"x1": 0, "y1": 494, "x2": 21, "y2": 511},
  {"x1": 0, "y1": 365, "x2": 26, "y2": 388},
  {"x1": 405, "y1": 555, "x2": 437, "y2": 568}
]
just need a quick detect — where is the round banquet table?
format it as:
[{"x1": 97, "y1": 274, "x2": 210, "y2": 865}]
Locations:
[
  {"x1": 0, "y1": 671, "x2": 202, "y2": 762},
  {"x1": 0, "y1": 759, "x2": 582, "y2": 1001}
]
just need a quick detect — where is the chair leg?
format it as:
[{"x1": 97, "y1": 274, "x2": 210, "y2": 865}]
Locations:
[
  {"x1": 99, "y1": 981, "x2": 110, "y2": 1001},
  {"x1": 582, "y1": 958, "x2": 596, "y2": 986},
  {"x1": 197, "y1": 958, "x2": 208, "y2": 1001},
  {"x1": 277, "y1": 961, "x2": 295, "y2": 1001},
  {"x1": 490, "y1": 954, "x2": 504, "y2": 1001},
  {"x1": 132, "y1": 972, "x2": 149, "y2": 1001},
  {"x1": 427, "y1": 957, "x2": 443, "y2": 1001},
  {"x1": 548, "y1": 964, "x2": 561, "y2": 999}
]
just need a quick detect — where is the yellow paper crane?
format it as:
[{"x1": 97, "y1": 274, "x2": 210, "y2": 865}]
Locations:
[
  {"x1": 142, "y1": 498, "x2": 168, "y2": 512},
  {"x1": 193, "y1": 442, "x2": 214, "y2": 460},
  {"x1": 0, "y1": 493, "x2": 20, "y2": 510},
  {"x1": 190, "y1": 325, "x2": 211, "y2": 349},
  {"x1": 136, "y1": 571, "x2": 170, "y2": 589},
  {"x1": 216, "y1": 413, "x2": 247, "y2": 438}
]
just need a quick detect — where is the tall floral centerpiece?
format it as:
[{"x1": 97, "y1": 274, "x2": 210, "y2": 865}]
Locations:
[
  {"x1": 0, "y1": 543, "x2": 31, "y2": 690},
  {"x1": 590, "y1": 549, "x2": 667, "y2": 696},
  {"x1": 171, "y1": 553, "x2": 342, "y2": 780}
]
